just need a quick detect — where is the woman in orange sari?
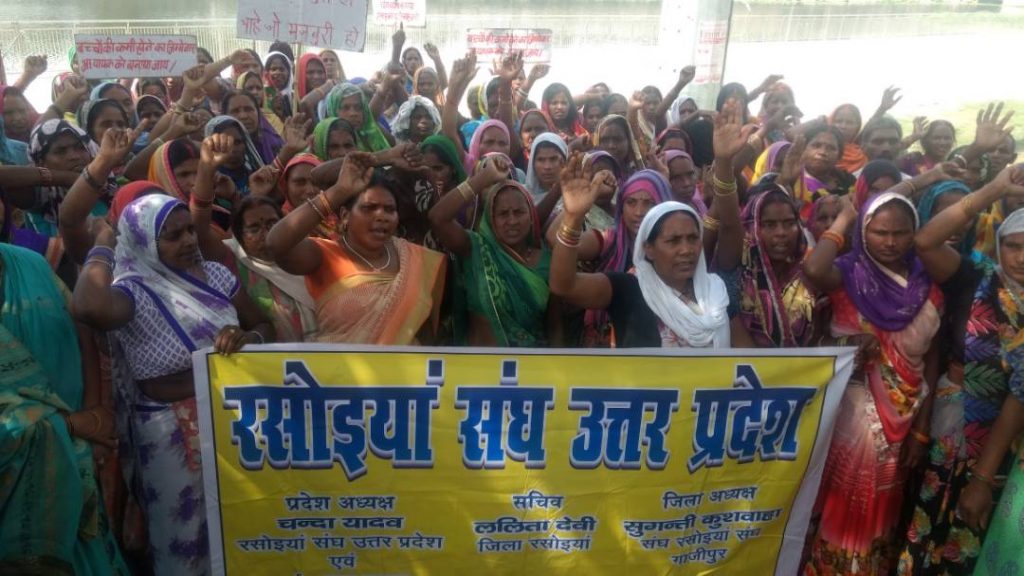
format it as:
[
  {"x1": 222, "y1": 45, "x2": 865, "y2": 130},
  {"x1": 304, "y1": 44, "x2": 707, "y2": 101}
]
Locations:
[
  {"x1": 266, "y1": 151, "x2": 446, "y2": 345},
  {"x1": 830, "y1": 104, "x2": 869, "y2": 174}
]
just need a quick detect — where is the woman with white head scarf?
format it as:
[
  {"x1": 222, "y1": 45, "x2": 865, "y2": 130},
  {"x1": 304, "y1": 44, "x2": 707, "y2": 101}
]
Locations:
[
  {"x1": 549, "y1": 153, "x2": 743, "y2": 348},
  {"x1": 390, "y1": 95, "x2": 441, "y2": 145},
  {"x1": 524, "y1": 132, "x2": 567, "y2": 203}
]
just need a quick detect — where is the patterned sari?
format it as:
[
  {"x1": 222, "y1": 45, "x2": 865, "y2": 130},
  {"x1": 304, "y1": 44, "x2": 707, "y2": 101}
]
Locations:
[
  {"x1": 739, "y1": 187, "x2": 823, "y2": 347},
  {"x1": 225, "y1": 239, "x2": 317, "y2": 342},
  {"x1": 898, "y1": 262, "x2": 1019, "y2": 575},
  {"x1": 306, "y1": 237, "x2": 446, "y2": 345},
  {"x1": 0, "y1": 243, "x2": 128, "y2": 575},
  {"x1": 806, "y1": 193, "x2": 943, "y2": 575},
  {"x1": 462, "y1": 182, "x2": 551, "y2": 347}
]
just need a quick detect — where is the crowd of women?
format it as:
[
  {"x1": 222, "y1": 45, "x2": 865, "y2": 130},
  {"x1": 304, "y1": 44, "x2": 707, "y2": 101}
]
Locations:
[{"x1": 0, "y1": 25, "x2": 1022, "y2": 576}]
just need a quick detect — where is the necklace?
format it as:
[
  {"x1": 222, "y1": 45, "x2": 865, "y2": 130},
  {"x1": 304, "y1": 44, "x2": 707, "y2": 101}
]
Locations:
[{"x1": 342, "y1": 234, "x2": 392, "y2": 272}]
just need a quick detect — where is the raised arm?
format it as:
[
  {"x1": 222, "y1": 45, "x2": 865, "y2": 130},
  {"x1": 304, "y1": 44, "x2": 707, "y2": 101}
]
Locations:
[
  {"x1": 492, "y1": 51, "x2": 524, "y2": 159},
  {"x1": 746, "y1": 74, "x2": 783, "y2": 104},
  {"x1": 654, "y1": 65, "x2": 695, "y2": 124},
  {"x1": 272, "y1": 113, "x2": 314, "y2": 174},
  {"x1": 959, "y1": 102, "x2": 1016, "y2": 166},
  {"x1": 190, "y1": 134, "x2": 238, "y2": 263},
  {"x1": 201, "y1": 50, "x2": 249, "y2": 105},
  {"x1": 266, "y1": 151, "x2": 376, "y2": 275},
  {"x1": 59, "y1": 126, "x2": 143, "y2": 264},
  {"x1": 423, "y1": 43, "x2": 448, "y2": 91},
  {"x1": 427, "y1": 155, "x2": 508, "y2": 258},
  {"x1": 516, "y1": 64, "x2": 548, "y2": 111},
  {"x1": 123, "y1": 111, "x2": 203, "y2": 181},
  {"x1": 441, "y1": 51, "x2": 477, "y2": 161},
  {"x1": 803, "y1": 195, "x2": 856, "y2": 292},
  {"x1": 71, "y1": 222, "x2": 135, "y2": 331},
  {"x1": 390, "y1": 24, "x2": 406, "y2": 67},
  {"x1": 0, "y1": 166, "x2": 79, "y2": 209},
  {"x1": 300, "y1": 79, "x2": 337, "y2": 119},
  {"x1": 13, "y1": 55, "x2": 47, "y2": 91},
  {"x1": 548, "y1": 152, "x2": 616, "y2": 310},
  {"x1": 709, "y1": 97, "x2": 756, "y2": 271},
  {"x1": 868, "y1": 86, "x2": 902, "y2": 123},
  {"x1": 916, "y1": 166, "x2": 1024, "y2": 283},
  {"x1": 40, "y1": 75, "x2": 89, "y2": 124}
]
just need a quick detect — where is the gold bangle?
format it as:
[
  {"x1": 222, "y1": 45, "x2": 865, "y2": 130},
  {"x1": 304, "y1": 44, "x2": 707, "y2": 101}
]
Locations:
[
  {"x1": 556, "y1": 230, "x2": 581, "y2": 248},
  {"x1": 457, "y1": 182, "x2": 475, "y2": 202},
  {"x1": 559, "y1": 223, "x2": 582, "y2": 239},
  {"x1": 910, "y1": 429, "x2": 929, "y2": 445},
  {"x1": 316, "y1": 192, "x2": 334, "y2": 217},
  {"x1": 959, "y1": 195, "x2": 975, "y2": 217},
  {"x1": 307, "y1": 196, "x2": 327, "y2": 220},
  {"x1": 712, "y1": 174, "x2": 738, "y2": 195},
  {"x1": 702, "y1": 214, "x2": 721, "y2": 232},
  {"x1": 820, "y1": 230, "x2": 846, "y2": 251},
  {"x1": 970, "y1": 466, "x2": 999, "y2": 488}
]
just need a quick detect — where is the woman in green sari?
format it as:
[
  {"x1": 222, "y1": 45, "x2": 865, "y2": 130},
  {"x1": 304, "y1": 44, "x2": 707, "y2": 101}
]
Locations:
[
  {"x1": 0, "y1": 242, "x2": 128, "y2": 575},
  {"x1": 428, "y1": 154, "x2": 558, "y2": 346},
  {"x1": 323, "y1": 83, "x2": 391, "y2": 153}
]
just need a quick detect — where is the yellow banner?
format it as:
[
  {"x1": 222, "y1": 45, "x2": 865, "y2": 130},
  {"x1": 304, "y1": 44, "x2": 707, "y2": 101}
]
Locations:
[{"x1": 195, "y1": 346, "x2": 853, "y2": 575}]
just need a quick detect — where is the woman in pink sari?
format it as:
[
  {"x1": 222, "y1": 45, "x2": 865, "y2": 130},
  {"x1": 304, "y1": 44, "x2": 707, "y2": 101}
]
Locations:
[{"x1": 802, "y1": 192, "x2": 942, "y2": 574}]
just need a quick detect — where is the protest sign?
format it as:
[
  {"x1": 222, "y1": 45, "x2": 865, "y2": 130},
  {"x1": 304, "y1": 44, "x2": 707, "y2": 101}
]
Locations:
[
  {"x1": 373, "y1": 0, "x2": 426, "y2": 27},
  {"x1": 196, "y1": 345, "x2": 852, "y2": 575},
  {"x1": 237, "y1": 0, "x2": 369, "y2": 52},
  {"x1": 466, "y1": 28, "x2": 553, "y2": 63},
  {"x1": 694, "y1": 20, "x2": 730, "y2": 84},
  {"x1": 74, "y1": 34, "x2": 197, "y2": 79}
]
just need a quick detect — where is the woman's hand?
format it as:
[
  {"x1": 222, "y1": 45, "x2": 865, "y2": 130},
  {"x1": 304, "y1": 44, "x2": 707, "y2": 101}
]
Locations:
[
  {"x1": 491, "y1": 50, "x2": 524, "y2": 84},
  {"x1": 96, "y1": 125, "x2": 147, "y2": 169},
  {"x1": 527, "y1": 64, "x2": 550, "y2": 84},
  {"x1": 448, "y1": 50, "x2": 478, "y2": 92},
  {"x1": 200, "y1": 133, "x2": 235, "y2": 169},
  {"x1": 281, "y1": 113, "x2": 313, "y2": 157},
  {"x1": 910, "y1": 116, "x2": 929, "y2": 142},
  {"x1": 899, "y1": 429, "x2": 928, "y2": 470},
  {"x1": 248, "y1": 165, "x2": 280, "y2": 197},
  {"x1": 92, "y1": 218, "x2": 118, "y2": 249},
  {"x1": 165, "y1": 111, "x2": 205, "y2": 140},
  {"x1": 328, "y1": 151, "x2": 375, "y2": 206},
  {"x1": 678, "y1": 64, "x2": 696, "y2": 85},
  {"x1": 646, "y1": 152, "x2": 669, "y2": 180},
  {"x1": 68, "y1": 406, "x2": 117, "y2": 449},
  {"x1": 973, "y1": 101, "x2": 1015, "y2": 153},
  {"x1": 21, "y1": 55, "x2": 47, "y2": 80},
  {"x1": 55, "y1": 75, "x2": 90, "y2": 113},
  {"x1": 424, "y1": 42, "x2": 441, "y2": 62},
  {"x1": 473, "y1": 154, "x2": 511, "y2": 190},
  {"x1": 214, "y1": 325, "x2": 259, "y2": 355},
  {"x1": 181, "y1": 64, "x2": 207, "y2": 93},
  {"x1": 877, "y1": 85, "x2": 902, "y2": 115},
  {"x1": 757, "y1": 74, "x2": 784, "y2": 93},
  {"x1": 712, "y1": 98, "x2": 758, "y2": 161},
  {"x1": 957, "y1": 477, "x2": 994, "y2": 532},
  {"x1": 560, "y1": 152, "x2": 600, "y2": 218},
  {"x1": 779, "y1": 133, "x2": 807, "y2": 185}
]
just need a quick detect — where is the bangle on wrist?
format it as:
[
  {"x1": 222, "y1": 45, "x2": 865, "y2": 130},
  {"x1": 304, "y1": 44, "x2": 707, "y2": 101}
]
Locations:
[
  {"x1": 81, "y1": 166, "x2": 105, "y2": 190},
  {"x1": 190, "y1": 196, "x2": 214, "y2": 209},
  {"x1": 959, "y1": 195, "x2": 975, "y2": 217},
  {"x1": 62, "y1": 412, "x2": 75, "y2": 436},
  {"x1": 820, "y1": 230, "x2": 846, "y2": 251},
  {"x1": 970, "y1": 466, "x2": 1000, "y2": 488},
  {"x1": 307, "y1": 196, "x2": 327, "y2": 221},
  {"x1": 247, "y1": 330, "x2": 264, "y2": 344},
  {"x1": 702, "y1": 214, "x2": 721, "y2": 232},
  {"x1": 38, "y1": 166, "x2": 53, "y2": 187},
  {"x1": 910, "y1": 429, "x2": 930, "y2": 445},
  {"x1": 316, "y1": 191, "x2": 334, "y2": 217}
]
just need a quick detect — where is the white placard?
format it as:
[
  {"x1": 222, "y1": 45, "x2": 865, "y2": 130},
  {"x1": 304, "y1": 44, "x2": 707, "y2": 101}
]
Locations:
[
  {"x1": 373, "y1": 0, "x2": 426, "y2": 27},
  {"x1": 237, "y1": 0, "x2": 369, "y2": 52},
  {"x1": 466, "y1": 28, "x2": 553, "y2": 63},
  {"x1": 694, "y1": 20, "x2": 729, "y2": 85},
  {"x1": 74, "y1": 34, "x2": 197, "y2": 79}
]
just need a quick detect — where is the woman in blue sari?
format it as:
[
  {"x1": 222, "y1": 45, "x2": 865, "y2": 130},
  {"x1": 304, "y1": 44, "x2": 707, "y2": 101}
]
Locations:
[{"x1": 0, "y1": 242, "x2": 129, "y2": 575}]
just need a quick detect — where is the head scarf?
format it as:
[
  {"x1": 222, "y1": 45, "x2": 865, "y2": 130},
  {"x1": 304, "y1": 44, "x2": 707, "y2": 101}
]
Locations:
[
  {"x1": 634, "y1": 201, "x2": 731, "y2": 347},
  {"x1": 835, "y1": 192, "x2": 932, "y2": 332},
  {"x1": 135, "y1": 94, "x2": 168, "y2": 118},
  {"x1": 115, "y1": 195, "x2": 239, "y2": 347},
  {"x1": 998, "y1": 208, "x2": 1024, "y2": 274},
  {"x1": 950, "y1": 144, "x2": 992, "y2": 187},
  {"x1": 583, "y1": 150, "x2": 623, "y2": 183},
  {"x1": 319, "y1": 49, "x2": 345, "y2": 81},
  {"x1": 324, "y1": 83, "x2": 389, "y2": 152},
  {"x1": 662, "y1": 149, "x2": 707, "y2": 216},
  {"x1": 412, "y1": 67, "x2": 444, "y2": 108},
  {"x1": 29, "y1": 118, "x2": 93, "y2": 165},
  {"x1": 593, "y1": 114, "x2": 645, "y2": 176},
  {"x1": 0, "y1": 85, "x2": 39, "y2": 143},
  {"x1": 311, "y1": 117, "x2": 357, "y2": 162},
  {"x1": 830, "y1": 104, "x2": 868, "y2": 173},
  {"x1": 463, "y1": 180, "x2": 550, "y2": 347},
  {"x1": 109, "y1": 181, "x2": 165, "y2": 225},
  {"x1": 147, "y1": 139, "x2": 199, "y2": 201},
  {"x1": 541, "y1": 83, "x2": 588, "y2": 140},
  {"x1": 654, "y1": 127, "x2": 692, "y2": 155},
  {"x1": 751, "y1": 141, "x2": 791, "y2": 184},
  {"x1": 740, "y1": 185, "x2": 812, "y2": 347},
  {"x1": 77, "y1": 98, "x2": 129, "y2": 143},
  {"x1": 519, "y1": 109, "x2": 556, "y2": 160},
  {"x1": 464, "y1": 119, "x2": 510, "y2": 174},
  {"x1": 295, "y1": 53, "x2": 324, "y2": 100},
  {"x1": 917, "y1": 179, "x2": 977, "y2": 258},
  {"x1": 854, "y1": 159, "x2": 903, "y2": 212},
  {"x1": 132, "y1": 78, "x2": 169, "y2": 104},
  {"x1": 262, "y1": 51, "x2": 294, "y2": 96},
  {"x1": 235, "y1": 70, "x2": 263, "y2": 99},
  {"x1": 666, "y1": 92, "x2": 697, "y2": 127},
  {"x1": 391, "y1": 96, "x2": 441, "y2": 144},
  {"x1": 279, "y1": 153, "x2": 323, "y2": 211},
  {"x1": 524, "y1": 133, "x2": 568, "y2": 201},
  {"x1": 204, "y1": 115, "x2": 263, "y2": 177},
  {"x1": 601, "y1": 169, "x2": 672, "y2": 274},
  {"x1": 420, "y1": 134, "x2": 467, "y2": 185}
]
